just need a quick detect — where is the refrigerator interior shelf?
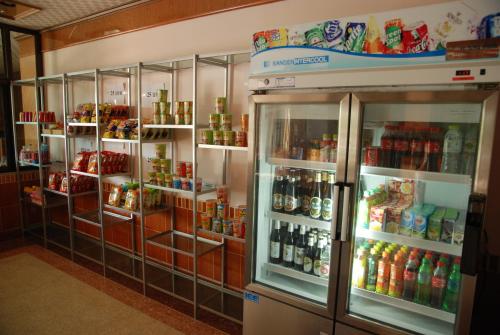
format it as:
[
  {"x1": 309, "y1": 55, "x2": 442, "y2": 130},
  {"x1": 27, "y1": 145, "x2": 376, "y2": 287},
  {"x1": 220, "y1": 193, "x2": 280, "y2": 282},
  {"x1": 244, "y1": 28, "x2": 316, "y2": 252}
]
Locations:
[
  {"x1": 16, "y1": 121, "x2": 37, "y2": 125},
  {"x1": 197, "y1": 144, "x2": 248, "y2": 151},
  {"x1": 269, "y1": 211, "x2": 331, "y2": 231},
  {"x1": 355, "y1": 228, "x2": 462, "y2": 256},
  {"x1": 268, "y1": 157, "x2": 336, "y2": 171},
  {"x1": 351, "y1": 287, "x2": 456, "y2": 324},
  {"x1": 263, "y1": 262, "x2": 328, "y2": 287},
  {"x1": 360, "y1": 166, "x2": 472, "y2": 185}
]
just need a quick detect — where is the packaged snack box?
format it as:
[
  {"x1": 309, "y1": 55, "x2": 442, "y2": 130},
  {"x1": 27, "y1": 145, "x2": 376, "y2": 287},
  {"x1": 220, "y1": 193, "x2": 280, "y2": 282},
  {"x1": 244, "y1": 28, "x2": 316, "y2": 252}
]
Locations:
[
  {"x1": 427, "y1": 207, "x2": 445, "y2": 241},
  {"x1": 453, "y1": 210, "x2": 466, "y2": 245},
  {"x1": 441, "y1": 208, "x2": 459, "y2": 243}
]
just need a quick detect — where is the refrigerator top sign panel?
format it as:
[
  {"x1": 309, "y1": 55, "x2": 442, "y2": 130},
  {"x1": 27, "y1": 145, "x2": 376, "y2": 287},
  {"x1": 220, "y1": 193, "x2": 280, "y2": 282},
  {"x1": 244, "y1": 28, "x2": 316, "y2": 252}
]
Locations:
[{"x1": 250, "y1": 0, "x2": 500, "y2": 76}]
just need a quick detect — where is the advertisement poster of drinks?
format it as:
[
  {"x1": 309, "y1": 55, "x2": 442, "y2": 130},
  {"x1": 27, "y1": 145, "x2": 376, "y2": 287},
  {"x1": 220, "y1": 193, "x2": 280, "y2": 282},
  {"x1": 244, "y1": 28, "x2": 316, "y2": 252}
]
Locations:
[{"x1": 251, "y1": 0, "x2": 500, "y2": 74}]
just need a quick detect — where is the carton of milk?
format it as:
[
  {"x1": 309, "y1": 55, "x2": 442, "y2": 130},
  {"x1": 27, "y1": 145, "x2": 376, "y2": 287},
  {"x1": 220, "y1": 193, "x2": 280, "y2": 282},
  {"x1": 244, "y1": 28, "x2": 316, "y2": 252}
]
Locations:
[
  {"x1": 427, "y1": 207, "x2": 446, "y2": 241},
  {"x1": 441, "y1": 208, "x2": 459, "y2": 243}
]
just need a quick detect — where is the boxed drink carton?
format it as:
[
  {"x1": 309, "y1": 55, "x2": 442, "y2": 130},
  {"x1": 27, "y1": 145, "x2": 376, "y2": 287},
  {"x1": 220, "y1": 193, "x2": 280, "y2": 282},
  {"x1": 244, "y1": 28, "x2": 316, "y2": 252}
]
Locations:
[
  {"x1": 453, "y1": 210, "x2": 466, "y2": 245},
  {"x1": 441, "y1": 208, "x2": 459, "y2": 243},
  {"x1": 385, "y1": 200, "x2": 412, "y2": 234},
  {"x1": 427, "y1": 207, "x2": 446, "y2": 241},
  {"x1": 369, "y1": 203, "x2": 388, "y2": 232},
  {"x1": 400, "y1": 206, "x2": 418, "y2": 236},
  {"x1": 413, "y1": 204, "x2": 436, "y2": 239}
]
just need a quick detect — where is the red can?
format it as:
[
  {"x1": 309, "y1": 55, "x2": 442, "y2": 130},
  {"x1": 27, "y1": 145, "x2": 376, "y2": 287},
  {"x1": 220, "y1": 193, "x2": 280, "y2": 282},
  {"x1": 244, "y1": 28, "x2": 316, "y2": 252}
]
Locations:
[
  {"x1": 365, "y1": 146, "x2": 380, "y2": 166},
  {"x1": 402, "y1": 21, "x2": 428, "y2": 54},
  {"x1": 176, "y1": 161, "x2": 186, "y2": 177},
  {"x1": 186, "y1": 162, "x2": 193, "y2": 178}
]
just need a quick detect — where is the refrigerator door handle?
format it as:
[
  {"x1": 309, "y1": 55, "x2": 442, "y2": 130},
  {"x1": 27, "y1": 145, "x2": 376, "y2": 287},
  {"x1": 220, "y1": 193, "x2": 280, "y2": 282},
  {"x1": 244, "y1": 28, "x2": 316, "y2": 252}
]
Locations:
[
  {"x1": 331, "y1": 183, "x2": 342, "y2": 240},
  {"x1": 340, "y1": 183, "x2": 352, "y2": 242}
]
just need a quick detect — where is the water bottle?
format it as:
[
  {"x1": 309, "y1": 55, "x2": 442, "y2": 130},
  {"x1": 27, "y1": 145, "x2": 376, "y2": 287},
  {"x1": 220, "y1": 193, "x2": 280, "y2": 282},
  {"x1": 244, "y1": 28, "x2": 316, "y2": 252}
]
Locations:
[
  {"x1": 461, "y1": 126, "x2": 478, "y2": 175},
  {"x1": 441, "y1": 125, "x2": 463, "y2": 174}
]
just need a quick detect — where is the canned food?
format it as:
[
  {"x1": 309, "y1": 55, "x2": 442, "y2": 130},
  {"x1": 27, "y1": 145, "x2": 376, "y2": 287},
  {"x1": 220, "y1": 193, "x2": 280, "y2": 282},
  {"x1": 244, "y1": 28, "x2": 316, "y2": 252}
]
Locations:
[
  {"x1": 160, "y1": 158, "x2": 171, "y2": 174},
  {"x1": 156, "y1": 172, "x2": 165, "y2": 186},
  {"x1": 165, "y1": 174, "x2": 173, "y2": 188},
  {"x1": 175, "y1": 101, "x2": 184, "y2": 114},
  {"x1": 223, "y1": 130, "x2": 235, "y2": 146},
  {"x1": 152, "y1": 158, "x2": 161, "y2": 172},
  {"x1": 241, "y1": 114, "x2": 249, "y2": 132},
  {"x1": 186, "y1": 162, "x2": 193, "y2": 178},
  {"x1": 223, "y1": 220, "x2": 233, "y2": 235},
  {"x1": 235, "y1": 131, "x2": 247, "y2": 147},
  {"x1": 148, "y1": 172, "x2": 157, "y2": 184},
  {"x1": 216, "y1": 185, "x2": 229, "y2": 204},
  {"x1": 160, "y1": 113, "x2": 168, "y2": 125},
  {"x1": 176, "y1": 161, "x2": 186, "y2": 177},
  {"x1": 212, "y1": 218, "x2": 222, "y2": 233},
  {"x1": 173, "y1": 176, "x2": 181, "y2": 189},
  {"x1": 206, "y1": 199, "x2": 217, "y2": 217},
  {"x1": 217, "y1": 203, "x2": 229, "y2": 219},
  {"x1": 158, "y1": 89, "x2": 168, "y2": 102},
  {"x1": 220, "y1": 114, "x2": 232, "y2": 131},
  {"x1": 159, "y1": 101, "x2": 169, "y2": 114},
  {"x1": 155, "y1": 144, "x2": 166, "y2": 159},
  {"x1": 213, "y1": 130, "x2": 223, "y2": 145},
  {"x1": 153, "y1": 102, "x2": 161, "y2": 124},
  {"x1": 201, "y1": 129, "x2": 213, "y2": 144},
  {"x1": 201, "y1": 213, "x2": 211, "y2": 231},
  {"x1": 175, "y1": 113, "x2": 184, "y2": 125},
  {"x1": 209, "y1": 113, "x2": 220, "y2": 130},
  {"x1": 181, "y1": 178, "x2": 190, "y2": 191},
  {"x1": 215, "y1": 97, "x2": 227, "y2": 114},
  {"x1": 183, "y1": 101, "x2": 192, "y2": 114}
]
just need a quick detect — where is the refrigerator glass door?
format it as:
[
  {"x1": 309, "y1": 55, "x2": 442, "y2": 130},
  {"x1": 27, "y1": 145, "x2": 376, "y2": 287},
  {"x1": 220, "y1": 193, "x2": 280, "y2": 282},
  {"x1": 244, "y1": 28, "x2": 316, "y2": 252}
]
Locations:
[
  {"x1": 250, "y1": 94, "x2": 347, "y2": 311},
  {"x1": 342, "y1": 91, "x2": 492, "y2": 335}
]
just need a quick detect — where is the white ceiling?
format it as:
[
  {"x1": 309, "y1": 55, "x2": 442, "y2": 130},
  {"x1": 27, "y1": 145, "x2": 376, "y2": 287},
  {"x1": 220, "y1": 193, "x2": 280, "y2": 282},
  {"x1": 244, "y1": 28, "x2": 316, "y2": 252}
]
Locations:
[{"x1": 0, "y1": 0, "x2": 145, "y2": 31}]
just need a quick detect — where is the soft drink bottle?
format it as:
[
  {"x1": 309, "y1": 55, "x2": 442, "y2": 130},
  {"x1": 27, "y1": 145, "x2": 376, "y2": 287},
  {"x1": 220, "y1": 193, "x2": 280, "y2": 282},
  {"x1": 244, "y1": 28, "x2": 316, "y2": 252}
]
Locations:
[
  {"x1": 375, "y1": 251, "x2": 391, "y2": 295},
  {"x1": 393, "y1": 126, "x2": 409, "y2": 169},
  {"x1": 388, "y1": 253, "x2": 404, "y2": 298},
  {"x1": 443, "y1": 258, "x2": 462, "y2": 313},
  {"x1": 380, "y1": 125, "x2": 394, "y2": 168},
  {"x1": 410, "y1": 126, "x2": 425, "y2": 170},
  {"x1": 402, "y1": 254, "x2": 418, "y2": 301},
  {"x1": 430, "y1": 261, "x2": 448, "y2": 309},
  {"x1": 425, "y1": 127, "x2": 443, "y2": 172},
  {"x1": 366, "y1": 247, "x2": 380, "y2": 291},
  {"x1": 352, "y1": 247, "x2": 368, "y2": 288},
  {"x1": 461, "y1": 126, "x2": 478, "y2": 175},
  {"x1": 441, "y1": 125, "x2": 463, "y2": 174},
  {"x1": 414, "y1": 257, "x2": 432, "y2": 305}
]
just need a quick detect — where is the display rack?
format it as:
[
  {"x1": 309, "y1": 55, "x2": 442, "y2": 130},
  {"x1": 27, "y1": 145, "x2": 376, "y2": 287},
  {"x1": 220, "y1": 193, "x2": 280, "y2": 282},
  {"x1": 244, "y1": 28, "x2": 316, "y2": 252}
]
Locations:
[{"x1": 10, "y1": 51, "x2": 250, "y2": 325}]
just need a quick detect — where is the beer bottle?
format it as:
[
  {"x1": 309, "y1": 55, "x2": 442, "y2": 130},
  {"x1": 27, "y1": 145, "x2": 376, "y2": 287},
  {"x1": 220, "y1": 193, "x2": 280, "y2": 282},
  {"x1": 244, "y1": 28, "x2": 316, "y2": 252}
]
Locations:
[
  {"x1": 281, "y1": 170, "x2": 289, "y2": 207},
  {"x1": 314, "y1": 238, "x2": 325, "y2": 276},
  {"x1": 272, "y1": 173, "x2": 284, "y2": 212},
  {"x1": 293, "y1": 224, "x2": 299, "y2": 242},
  {"x1": 301, "y1": 173, "x2": 313, "y2": 216},
  {"x1": 295, "y1": 170, "x2": 302, "y2": 214},
  {"x1": 321, "y1": 171, "x2": 329, "y2": 196},
  {"x1": 270, "y1": 221, "x2": 281, "y2": 264},
  {"x1": 309, "y1": 172, "x2": 323, "y2": 219},
  {"x1": 284, "y1": 175, "x2": 298, "y2": 213},
  {"x1": 283, "y1": 222, "x2": 295, "y2": 267},
  {"x1": 294, "y1": 225, "x2": 307, "y2": 270},
  {"x1": 303, "y1": 236, "x2": 315, "y2": 274},
  {"x1": 321, "y1": 173, "x2": 335, "y2": 221}
]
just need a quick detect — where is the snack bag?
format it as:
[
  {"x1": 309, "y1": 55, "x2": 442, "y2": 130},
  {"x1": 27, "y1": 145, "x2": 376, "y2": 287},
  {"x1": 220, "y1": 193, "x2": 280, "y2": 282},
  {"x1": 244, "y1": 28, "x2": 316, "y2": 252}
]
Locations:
[
  {"x1": 124, "y1": 189, "x2": 139, "y2": 211},
  {"x1": 72, "y1": 151, "x2": 90, "y2": 171},
  {"x1": 59, "y1": 176, "x2": 68, "y2": 193},
  {"x1": 108, "y1": 185, "x2": 123, "y2": 207},
  {"x1": 87, "y1": 152, "x2": 98, "y2": 174}
]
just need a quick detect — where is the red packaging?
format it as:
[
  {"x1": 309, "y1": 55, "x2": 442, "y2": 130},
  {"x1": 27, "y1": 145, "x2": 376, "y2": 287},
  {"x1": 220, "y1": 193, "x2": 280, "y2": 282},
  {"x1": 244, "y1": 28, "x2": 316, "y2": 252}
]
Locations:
[
  {"x1": 72, "y1": 151, "x2": 90, "y2": 171},
  {"x1": 176, "y1": 161, "x2": 186, "y2": 177},
  {"x1": 186, "y1": 162, "x2": 193, "y2": 178},
  {"x1": 118, "y1": 153, "x2": 128, "y2": 172},
  {"x1": 87, "y1": 152, "x2": 99, "y2": 174},
  {"x1": 364, "y1": 146, "x2": 380, "y2": 166},
  {"x1": 384, "y1": 18, "x2": 404, "y2": 54},
  {"x1": 402, "y1": 21, "x2": 428, "y2": 54}
]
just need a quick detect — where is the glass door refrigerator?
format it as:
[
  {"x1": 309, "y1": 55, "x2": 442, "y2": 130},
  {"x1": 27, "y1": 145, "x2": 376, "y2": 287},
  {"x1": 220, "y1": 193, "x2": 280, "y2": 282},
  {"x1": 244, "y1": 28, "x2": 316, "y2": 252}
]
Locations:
[
  {"x1": 335, "y1": 90, "x2": 499, "y2": 335},
  {"x1": 244, "y1": 93, "x2": 350, "y2": 335}
]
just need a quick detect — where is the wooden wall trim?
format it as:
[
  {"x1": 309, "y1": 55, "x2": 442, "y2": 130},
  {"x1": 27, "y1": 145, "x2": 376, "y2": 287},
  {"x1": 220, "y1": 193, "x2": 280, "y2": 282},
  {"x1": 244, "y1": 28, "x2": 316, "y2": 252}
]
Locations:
[{"x1": 41, "y1": 0, "x2": 281, "y2": 52}]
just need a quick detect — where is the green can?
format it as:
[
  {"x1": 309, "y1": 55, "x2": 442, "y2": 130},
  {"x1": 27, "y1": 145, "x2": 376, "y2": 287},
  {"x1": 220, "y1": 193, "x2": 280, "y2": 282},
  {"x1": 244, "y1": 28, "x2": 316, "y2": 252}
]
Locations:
[
  {"x1": 220, "y1": 113, "x2": 232, "y2": 131},
  {"x1": 209, "y1": 113, "x2": 220, "y2": 130},
  {"x1": 158, "y1": 89, "x2": 168, "y2": 103},
  {"x1": 201, "y1": 129, "x2": 214, "y2": 144},
  {"x1": 213, "y1": 130, "x2": 223, "y2": 145},
  {"x1": 223, "y1": 131, "x2": 235, "y2": 146},
  {"x1": 215, "y1": 97, "x2": 227, "y2": 114}
]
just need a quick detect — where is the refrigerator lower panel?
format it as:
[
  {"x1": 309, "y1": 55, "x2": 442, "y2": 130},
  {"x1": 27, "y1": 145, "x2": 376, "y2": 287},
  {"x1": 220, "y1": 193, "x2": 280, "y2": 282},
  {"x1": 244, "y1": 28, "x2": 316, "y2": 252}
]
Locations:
[
  {"x1": 349, "y1": 293, "x2": 454, "y2": 335},
  {"x1": 243, "y1": 292, "x2": 333, "y2": 335},
  {"x1": 335, "y1": 322, "x2": 372, "y2": 335}
]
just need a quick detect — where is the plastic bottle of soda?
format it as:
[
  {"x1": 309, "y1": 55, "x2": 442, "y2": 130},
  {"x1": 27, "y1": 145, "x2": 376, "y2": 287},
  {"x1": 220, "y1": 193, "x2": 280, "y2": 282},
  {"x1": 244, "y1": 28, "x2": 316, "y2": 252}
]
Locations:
[
  {"x1": 431, "y1": 261, "x2": 448, "y2": 309},
  {"x1": 442, "y1": 125, "x2": 463, "y2": 174},
  {"x1": 388, "y1": 252, "x2": 404, "y2": 298},
  {"x1": 426, "y1": 127, "x2": 443, "y2": 172},
  {"x1": 414, "y1": 257, "x2": 432, "y2": 305},
  {"x1": 393, "y1": 126, "x2": 409, "y2": 169},
  {"x1": 376, "y1": 251, "x2": 391, "y2": 295},
  {"x1": 380, "y1": 125, "x2": 394, "y2": 168},
  {"x1": 402, "y1": 254, "x2": 418, "y2": 300},
  {"x1": 409, "y1": 126, "x2": 425, "y2": 170},
  {"x1": 443, "y1": 258, "x2": 462, "y2": 313}
]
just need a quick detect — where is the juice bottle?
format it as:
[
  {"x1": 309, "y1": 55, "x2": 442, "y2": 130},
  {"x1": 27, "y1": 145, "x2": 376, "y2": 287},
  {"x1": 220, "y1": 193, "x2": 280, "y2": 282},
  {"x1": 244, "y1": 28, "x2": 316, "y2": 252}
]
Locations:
[
  {"x1": 414, "y1": 257, "x2": 432, "y2": 305},
  {"x1": 402, "y1": 254, "x2": 418, "y2": 301},
  {"x1": 375, "y1": 251, "x2": 391, "y2": 295},
  {"x1": 388, "y1": 252, "x2": 404, "y2": 298},
  {"x1": 352, "y1": 247, "x2": 368, "y2": 289},
  {"x1": 366, "y1": 247, "x2": 380, "y2": 291},
  {"x1": 430, "y1": 261, "x2": 448, "y2": 309}
]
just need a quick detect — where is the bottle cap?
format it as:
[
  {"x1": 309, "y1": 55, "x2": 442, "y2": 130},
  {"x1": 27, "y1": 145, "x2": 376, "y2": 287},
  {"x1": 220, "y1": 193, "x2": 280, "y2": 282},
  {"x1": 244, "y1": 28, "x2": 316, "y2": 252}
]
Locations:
[{"x1": 437, "y1": 261, "x2": 445, "y2": 268}]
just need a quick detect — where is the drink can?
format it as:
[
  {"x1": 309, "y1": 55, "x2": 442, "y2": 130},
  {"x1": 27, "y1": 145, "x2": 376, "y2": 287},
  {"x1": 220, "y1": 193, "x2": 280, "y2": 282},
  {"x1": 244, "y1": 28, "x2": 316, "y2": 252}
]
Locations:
[
  {"x1": 344, "y1": 22, "x2": 366, "y2": 52},
  {"x1": 209, "y1": 113, "x2": 220, "y2": 130},
  {"x1": 181, "y1": 177, "x2": 190, "y2": 190},
  {"x1": 212, "y1": 218, "x2": 222, "y2": 233},
  {"x1": 175, "y1": 101, "x2": 184, "y2": 114},
  {"x1": 323, "y1": 20, "x2": 343, "y2": 48},
  {"x1": 206, "y1": 199, "x2": 217, "y2": 217},
  {"x1": 384, "y1": 18, "x2": 404, "y2": 54},
  {"x1": 223, "y1": 131, "x2": 235, "y2": 146},
  {"x1": 213, "y1": 130, "x2": 223, "y2": 145},
  {"x1": 223, "y1": 220, "x2": 233, "y2": 235},
  {"x1": 155, "y1": 144, "x2": 166, "y2": 159},
  {"x1": 217, "y1": 203, "x2": 229, "y2": 219},
  {"x1": 201, "y1": 129, "x2": 214, "y2": 144},
  {"x1": 365, "y1": 146, "x2": 381, "y2": 166},
  {"x1": 216, "y1": 185, "x2": 229, "y2": 204},
  {"x1": 183, "y1": 101, "x2": 193, "y2": 114},
  {"x1": 152, "y1": 101, "x2": 161, "y2": 118},
  {"x1": 165, "y1": 174, "x2": 173, "y2": 188},
  {"x1": 173, "y1": 176, "x2": 181, "y2": 189},
  {"x1": 176, "y1": 161, "x2": 186, "y2": 177},
  {"x1": 175, "y1": 112, "x2": 184, "y2": 125},
  {"x1": 152, "y1": 158, "x2": 161, "y2": 172},
  {"x1": 147, "y1": 172, "x2": 157, "y2": 185},
  {"x1": 305, "y1": 26, "x2": 327, "y2": 48},
  {"x1": 19, "y1": 112, "x2": 24, "y2": 122},
  {"x1": 402, "y1": 21, "x2": 429, "y2": 54},
  {"x1": 160, "y1": 158, "x2": 171, "y2": 174},
  {"x1": 241, "y1": 114, "x2": 249, "y2": 132},
  {"x1": 235, "y1": 131, "x2": 247, "y2": 147},
  {"x1": 215, "y1": 97, "x2": 227, "y2": 114},
  {"x1": 220, "y1": 114, "x2": 232, "y2": 131},
  {"x1": 158, "y1": 89, "x2": 168, "y2": 102},
  {"x1": 201, "y1": 213, "x2": 212, "y2": 231},
  {"x1": 185, "y1": 162, "x2": 193, "y2": 178}
]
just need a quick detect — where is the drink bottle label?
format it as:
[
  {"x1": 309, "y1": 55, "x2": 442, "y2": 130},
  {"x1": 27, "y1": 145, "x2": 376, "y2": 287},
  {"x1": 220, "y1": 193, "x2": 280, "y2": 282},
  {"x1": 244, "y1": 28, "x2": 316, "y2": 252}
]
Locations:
[
  {"x1": 314, "y1": 259, "x2": 321, "y2": 276},
  {"x1": 310, "y1": 197, "x2": 322, "y2": 218},
  {"x1": 294, "y1": 247, "x2": 304, "y2": 265},
  {"x1": 320, "y1": 261, "x2": 330, "y2": 277},
  {"x1": 426, "y1": 140, "x2": 441, "y2": 154},
  {"x1": 270, "y1": 241, "x2": 280, "y2": 259},
  {"x1": 321, "y1": 198, "x2": 333, "y2": 220},
  {"x1": 432, "y1": 277, "x2": 446, "y2": 288},
  {"x1": 272, "y1": 193, "x2": 283, "y2": 210},
  {"x1": 304, "y1": 257, "x2": 313, "y2": 272},
  {"x1": 283, "y1": 245, "x2": 294, "y2": 262},
  {"x1": 381, "y1": 138, "x2": 393, "y2": 150},
  {"x1": 284, "y1": 195, "x2": 298, "y2": 212},
  {"x1": 447, "y1": 278, "x2": 459, "y2": 292},
  {"x1": 404, "y1": 270, "x2": 416, "y2": 281}
]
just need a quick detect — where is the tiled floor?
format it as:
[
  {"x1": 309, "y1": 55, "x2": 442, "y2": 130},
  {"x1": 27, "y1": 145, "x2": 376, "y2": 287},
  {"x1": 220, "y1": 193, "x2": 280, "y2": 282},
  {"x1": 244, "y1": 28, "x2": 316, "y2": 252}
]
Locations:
[{"x1": 0, "y1": 239, "x2": 242, "y2": 335}]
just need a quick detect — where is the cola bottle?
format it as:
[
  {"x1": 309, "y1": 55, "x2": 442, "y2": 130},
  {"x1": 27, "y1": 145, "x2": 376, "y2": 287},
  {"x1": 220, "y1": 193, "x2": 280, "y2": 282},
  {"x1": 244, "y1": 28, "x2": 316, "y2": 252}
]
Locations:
[
  {"x1": 409, "y1": 126, "x2": 424, "y2": 170},
  {"x1": 380, "y1": 125, "x2": 394, "y2": 168},
  {"x1": 426, "y1": 127, "x2": 443, "y2": 172},
  {"x1": 393, "y1": 126, "x2": 409, "y2": 169}
]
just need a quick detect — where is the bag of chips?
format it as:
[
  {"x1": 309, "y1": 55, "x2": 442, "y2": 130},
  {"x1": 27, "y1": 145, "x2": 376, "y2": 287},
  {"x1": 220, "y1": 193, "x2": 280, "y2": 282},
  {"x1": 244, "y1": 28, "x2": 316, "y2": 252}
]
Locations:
[{"x1": 108, "y1": 185, "x2": 123, "y2": 207}]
